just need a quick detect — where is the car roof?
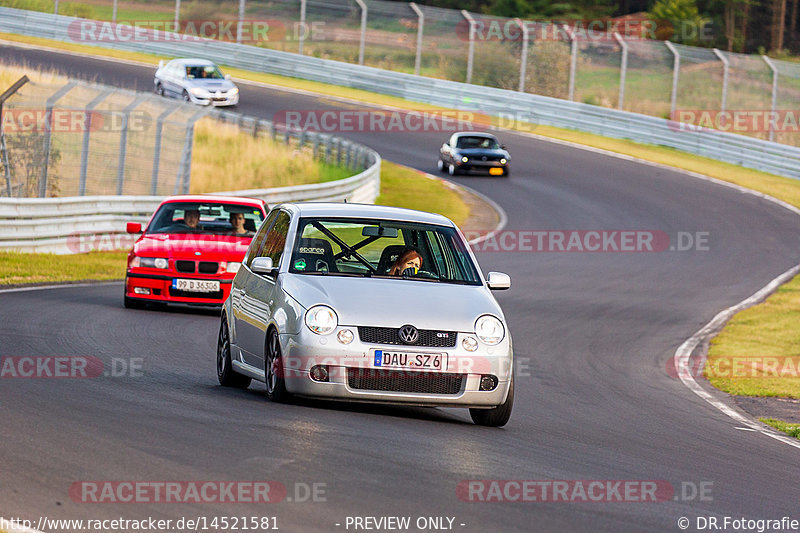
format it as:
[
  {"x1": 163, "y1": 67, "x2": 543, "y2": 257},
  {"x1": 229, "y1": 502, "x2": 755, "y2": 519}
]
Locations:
[
  {"x1": 170, "y1": 58, "x2": 217, "y2": 66},
  {"x1": 160, "y1": 194, "x2": 265, "y2": 208},
  {"x1": 453, "y1": 131, "x2": 498, "y2": 139},
  {"x1": 281, "y1": 202, "x2": 454, "y2": 226}
]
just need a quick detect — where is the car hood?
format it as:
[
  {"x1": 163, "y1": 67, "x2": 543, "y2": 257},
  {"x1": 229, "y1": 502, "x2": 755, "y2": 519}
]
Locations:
[
  {"x1": 134, "y1": 233, "x2": 250, "y2": 261},
  {"x1": 280, "y1": 274, "x2": 504, "y2": 331},
  {"x1": 185, "y1": 78, "x2": 237, "y2": 91},
  {"x1": 454, "y1": 148, "x2": 509, "y2": 158}
]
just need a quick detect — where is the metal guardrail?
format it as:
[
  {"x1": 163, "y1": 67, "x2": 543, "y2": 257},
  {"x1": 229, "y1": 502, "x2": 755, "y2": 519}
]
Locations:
[
  {"x1": 1, "y1": 7, "x2": 798, "y2": 180},
  {"x1": 0, "y1": 158, "x2": 380, "y2": 253}
]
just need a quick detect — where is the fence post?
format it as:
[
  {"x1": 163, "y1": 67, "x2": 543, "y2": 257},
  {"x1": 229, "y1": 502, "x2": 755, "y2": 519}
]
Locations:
[
  {"x1": 712, "y1": 48, "x2": 729, "y2": 114},
  {"x1": 515, "y1": 18, "x2": 528, "y2": 92},
  {"x1": 354, "y1": 0, "x2": 367, "y2": 66},
  {"x1": 150, "y1": 106, "x2": 179, "y2": 196},
  {"x1": 175, "y1": 109, "x2": 208, "y2": 195},
  {"x1": 461, "y1": 10, "x2": 475, "y2": 84},
  {"x1": 664, "y1": 41, "x2": 680, "y2": 119},
  {"x1": 410, "y1": 2, "x2": 424, "y2": 76},
  {"x1": 762, "y1": 55, "x2": 779, "y2": 142},
  {"x1": 614, "y1": 32, "x2": 628, "y2": 110},
  {"x1": 0, "y1": 75, "x2": 29, "y2": 198},
  {"x1": 116, "y1": 94, "x2": 148, "y2": 195},
  {"x1": 53, "y1": 0, "x2": 58, "y2": 14},
  {"x1": 112, "y1": 0, "x2": 118, "y2": 23},
  {"x1": 39, "y1": 81, "x2": 76, "y2": 198},
  {"x1": 237, "y1": 0, "x2": 246, "y2": 44},
  {"x1": 79, "y1": 89, "x2": 112, "y2": 196},
  {"x1": 325, "y1": 136, "x2": 332, "y2": 163},
  {"x1": 562, "y1": 24, "x2": 577, "y2": 101},
  {"x1": 174, "y1": 0, "x2": 181, "y2": 30},
  {"x1": 298, "y1": 0, "x2": 307, "y2": 54}
]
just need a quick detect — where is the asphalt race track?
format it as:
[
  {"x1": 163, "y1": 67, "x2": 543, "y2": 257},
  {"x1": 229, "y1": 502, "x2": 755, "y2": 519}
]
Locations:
[{"x1": 2, "y1": 43, "x2": 800, "y2": 532}]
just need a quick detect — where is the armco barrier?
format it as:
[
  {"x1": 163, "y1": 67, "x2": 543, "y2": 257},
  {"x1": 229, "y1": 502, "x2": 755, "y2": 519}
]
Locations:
[
  {"x1": 1, "y1": 7, "x2": 800, "y2": 180},
  {"x1": 0, "y1": 157, "x2": 380, "y2": 254}
]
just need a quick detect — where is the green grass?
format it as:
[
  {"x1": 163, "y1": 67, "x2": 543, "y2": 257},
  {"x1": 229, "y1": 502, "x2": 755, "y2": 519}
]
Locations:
[
  {"x1": 705, "y1": 275, "x2": 800, "y2": 399},
  {"x1": 0, "y1": 250, "x2": 129, "y2": 285},
  {"x1": 760, "y1": 418, "x2": 800, "y2": 440},
  {"x1": 0, "y1": 162, "x2": 471, "y2": 285}
]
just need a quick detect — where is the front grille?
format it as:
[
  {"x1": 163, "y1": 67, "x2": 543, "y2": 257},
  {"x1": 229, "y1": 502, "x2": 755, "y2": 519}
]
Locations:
[
  {"x1": 175, "y1": 260, "x2": 195, "y2": 273},
  {"x1": 357, "y1": 326, "x2": 457, "y2": 348},
  {"x1": 168, "y1": 287, "x2": 224, "y2": 300},
  {"x1": 347, "y1": 368, "x2": 463, "y2": 394},
  {"x1": 198, "y1": 261, "x2": 219, "y2": 274}
]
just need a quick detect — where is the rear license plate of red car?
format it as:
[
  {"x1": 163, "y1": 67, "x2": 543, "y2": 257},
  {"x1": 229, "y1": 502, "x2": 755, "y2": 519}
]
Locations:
[{"x1": 172, "y1": 279, "x2": 220, "y2": 292}]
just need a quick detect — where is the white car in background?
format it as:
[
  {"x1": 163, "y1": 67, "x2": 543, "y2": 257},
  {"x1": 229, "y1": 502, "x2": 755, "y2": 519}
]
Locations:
[{"x1": 154, "y1": 58, "x2": 239, "y2": 107}]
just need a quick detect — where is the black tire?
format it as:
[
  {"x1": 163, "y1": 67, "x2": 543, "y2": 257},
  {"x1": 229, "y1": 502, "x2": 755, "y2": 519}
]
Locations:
[
  {"x1": 217, "y1": 316, "x2": 251, "y2": 388},
  {"x1": 182, "y1": 90, "x2": 191, "y2": 102},
  {"x1": 502, "y1": 167, "x2": 510, "y2": 178},
  {"x1": 448, "y1": 163, "x2": 458, "y2": 176},
  {"x1": 155, "y1": 83, "x2": 164, "y2": 96},
  {"x1": 470, "y1": 376, "x2": 514, "y2": 427},
  {"x1": 265, "y1": 327, "x2": 291, "y2": 402}
]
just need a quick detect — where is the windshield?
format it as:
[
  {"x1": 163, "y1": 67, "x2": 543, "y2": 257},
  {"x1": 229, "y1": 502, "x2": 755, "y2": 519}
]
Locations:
[
  {"x1": 186, "y1": 65, "x2": 224, "y2": 79},
  {"x1": 146, "y1": 202, "x2": 265, "y2": 236},
  {"x1": 456, "y1": 136, "x2": 500, "y2": 150},
  {"x1": 289, "y1": 218, "x2": 481, "y2": 285}
]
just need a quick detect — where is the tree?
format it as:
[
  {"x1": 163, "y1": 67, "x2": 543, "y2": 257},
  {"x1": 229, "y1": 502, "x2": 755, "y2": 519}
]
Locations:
[
  {"x1": 649, "y1": 0, "x2": 710, "y2": 44},
  {"x1": 6, "y1": 132, "x2": 62, "y2": 197}
]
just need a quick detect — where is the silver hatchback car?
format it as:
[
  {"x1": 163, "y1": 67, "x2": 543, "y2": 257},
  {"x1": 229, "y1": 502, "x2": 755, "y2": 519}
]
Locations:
[
  {"x1": 154, "y1": 58, "x2": 239, "y2": 106},
  {"x1": 216, "y1": 203, "x2": 514, "y2": 426}
]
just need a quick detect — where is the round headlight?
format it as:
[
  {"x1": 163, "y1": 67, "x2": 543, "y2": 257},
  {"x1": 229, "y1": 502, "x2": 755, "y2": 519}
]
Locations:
[
  {"x1": 305, "y1": 305, "x2": 338, "y2": 335},
  {"x1": 475, "y1": 315, "x2": 505, "y2": 346},
  {"x1": 500, "y1": 158, "x2": 507, "y2": 164},
  {"x1": 153, "y1": 257, "x2": 168, "y2": 269},
  {"x1": 461, "y1": 156, "x2": 469, "y2": 163}
]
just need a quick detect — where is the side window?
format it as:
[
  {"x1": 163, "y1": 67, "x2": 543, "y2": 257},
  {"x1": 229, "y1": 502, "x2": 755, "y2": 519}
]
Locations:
[
  {"x1": 245, "y1": 210, "x2": 278, "y2": 267},
  {"x1": 259, "y1": 211, "x2": 291, "y2": 267}
]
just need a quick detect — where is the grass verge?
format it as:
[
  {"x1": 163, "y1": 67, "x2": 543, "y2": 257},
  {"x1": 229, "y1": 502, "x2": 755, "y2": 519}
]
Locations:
[
  {"x1": 0, "y1": 161, "x2": 472, "y2": 285},
  {"x1": 705, "y1": 275, "x2": 800, "y2": 399},
  {"x1": 760, "y1": 418, "x2": 800, "y2": 440}
]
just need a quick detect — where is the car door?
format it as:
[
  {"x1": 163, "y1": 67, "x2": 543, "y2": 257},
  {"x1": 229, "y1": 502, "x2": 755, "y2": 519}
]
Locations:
[{"x1": 235, "y1": 210, "x2": 291, "y2": 370}]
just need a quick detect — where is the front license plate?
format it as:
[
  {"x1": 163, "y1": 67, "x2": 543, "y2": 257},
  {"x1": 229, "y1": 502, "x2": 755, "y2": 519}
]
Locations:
[
  {"x1": 489, "y1": 167, "x2": 504, "y2": 176},
  {"x1": 373, "y1": 350, "x2": 448, "y2": 371},
  {"x1": 172, "y1": 279, "x2": 220, "y2": 292}
]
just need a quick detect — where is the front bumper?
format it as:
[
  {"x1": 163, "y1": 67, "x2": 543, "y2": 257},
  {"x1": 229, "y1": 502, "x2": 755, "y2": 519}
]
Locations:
[
  {"x1": 188, "y1": 91, "x2": 239, "y2": 107},
  {"x1": 279, "y1": 326, "x2": 513, "y2": 408},
  {"x1": 125, "y1": 272, "x2": 233, "y2": 306},
  {"x1": 455, "y1": 160, "x2": 508, "y2": 174}
]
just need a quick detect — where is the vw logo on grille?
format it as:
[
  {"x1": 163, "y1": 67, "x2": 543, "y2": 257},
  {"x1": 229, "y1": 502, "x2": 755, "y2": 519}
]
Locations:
[
  {"x1": 481, "y1": 155, "x2": 488, "y2": 161},
  {"x1": 398, "y1": 325, "x2": 419, "y2": 344}
]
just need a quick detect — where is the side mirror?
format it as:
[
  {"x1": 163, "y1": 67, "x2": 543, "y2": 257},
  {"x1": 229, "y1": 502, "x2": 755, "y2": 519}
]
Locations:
[
  {"x1": 126, "y1": 222, "x2": 142, "y2": 234},
  {"x1": 158, "y1": 60, "x2": 165, "y2": 69},
  {"x1": 486, "y1": 271, "x2": 511, "y2": 290},
  {"x1": 501, "y1": 144, "x2": 507, "y2": 150},
  {"x1": 224, "y1": 74, "x2": 232, "y2": 80},
  {"x1": 251, "y1": 256, "x2": 275, "y2": 276}
]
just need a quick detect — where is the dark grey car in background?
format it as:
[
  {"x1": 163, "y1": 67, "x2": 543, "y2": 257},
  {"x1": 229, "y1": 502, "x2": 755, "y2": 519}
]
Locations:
[
  {"x1": 154, "y1": 58, "x2": 239, "y2": 107},
  {"x1": 438, "y1": 131, "x2": 511, "y2": 177}
]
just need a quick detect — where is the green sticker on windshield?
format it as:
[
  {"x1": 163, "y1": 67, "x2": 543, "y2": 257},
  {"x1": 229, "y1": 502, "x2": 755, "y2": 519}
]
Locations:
[{"x1": 294, "y1": 258, "x2": 306, "y2": 271}]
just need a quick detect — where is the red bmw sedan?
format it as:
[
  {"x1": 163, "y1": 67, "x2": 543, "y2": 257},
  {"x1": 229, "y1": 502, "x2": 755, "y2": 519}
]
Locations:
[{"x1": 124, "y1": 195, "x2": 267, "y2": 308}]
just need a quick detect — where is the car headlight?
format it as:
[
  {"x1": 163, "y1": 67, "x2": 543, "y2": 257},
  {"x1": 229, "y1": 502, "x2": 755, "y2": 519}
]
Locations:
[
  {"x1": 475, "y1": 315, "x2": 505, "y2": 345},
  {"x1": 228, "y1": 87, "x2": 239, "y2": 95},
  {"x1": 461, "y1": 156, "x2": 469, "y2": 163},
  {"x1": 305, "y1": 305, "x2": 338, "y2": 335},
  {"x1": 500, "y1": 158, "x2": 507, "y2": 164},
  {"x1": 190, "y1": 87, "x2": 209, "y2": 97},
  {"x1": 134, "y1": 257, "x2": 168, "y2": 269},
  {"x1": 225, "y1": 262, "x2": 241, "y2": 274}
]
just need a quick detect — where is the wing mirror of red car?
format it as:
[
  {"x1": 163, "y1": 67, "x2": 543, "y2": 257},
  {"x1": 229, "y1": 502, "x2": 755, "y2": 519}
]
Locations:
[{"x1": 126, "y1": 222, "x2": 142, "y2": 234}]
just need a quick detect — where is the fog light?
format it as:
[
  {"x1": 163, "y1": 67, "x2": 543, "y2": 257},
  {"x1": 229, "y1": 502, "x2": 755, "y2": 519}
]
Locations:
[
  {"x1": 479, "y1": 374, "x2": 498, "y2": 391},
  {"x1": 310, "y1": 365, "x2": 329, "y2": 382},
  {"x1": 337, "y1": 329, "x2": 354, "y2": 344},
  {"x1": 462, "y1": 336, "x2": 478, "y2": 352},
  {"x1": 133, "y1": 287, "x2": 151, "y2": 295}
]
